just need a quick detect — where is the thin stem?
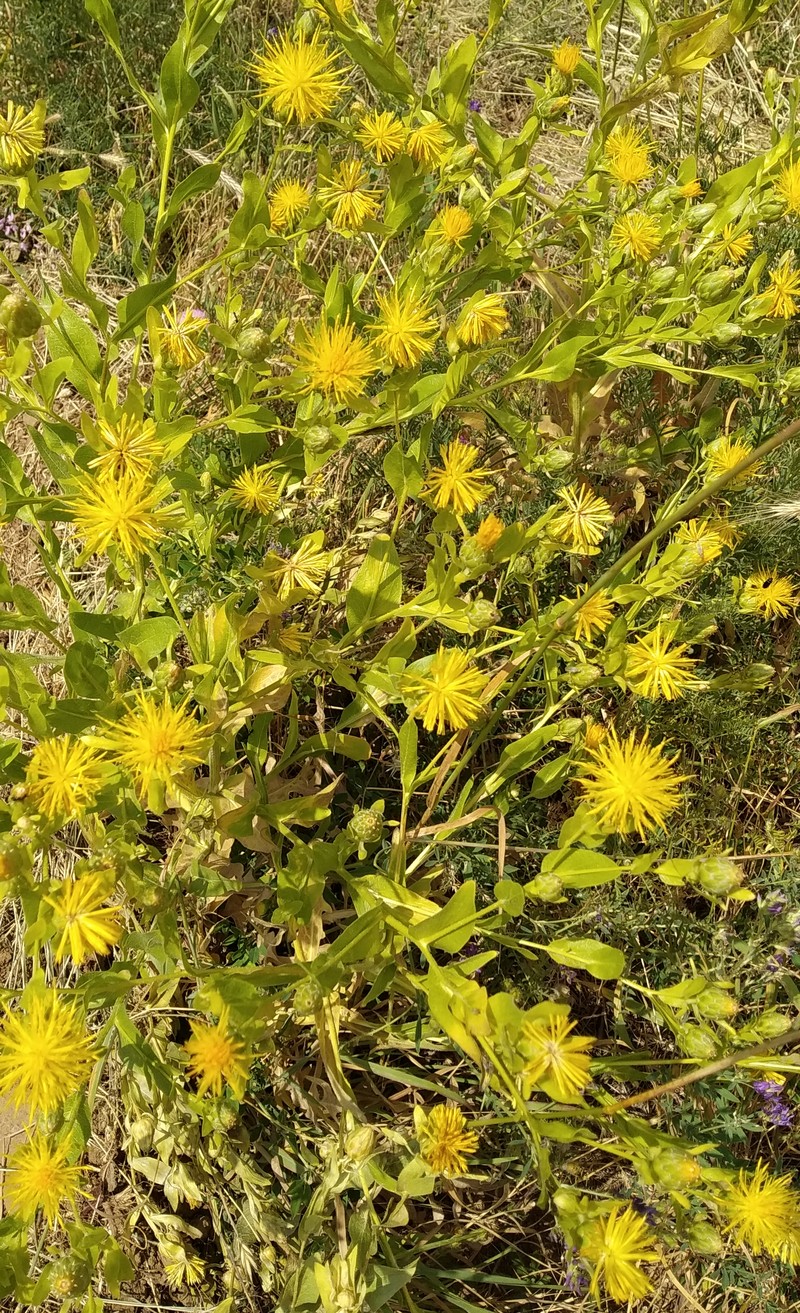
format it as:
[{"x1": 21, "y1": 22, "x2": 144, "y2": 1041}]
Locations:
[{"x1": 148, "y1": 551, "x2": 199, "y2": 662}]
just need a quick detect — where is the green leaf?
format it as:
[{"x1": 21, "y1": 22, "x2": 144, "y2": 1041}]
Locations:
[
  {"x1": 158, "y1": 37, "x2": 200, "y2": 125},
  {"x1": 544, "y1": 937, "x2": 625, "y2": 980},
  {"x1": 529, "y1": 752, "x2": 571, "y2": 799},
  {"x1": 383, "y1": 441, "x2": 423, "y2": 504},
  {"x1": 164, "y1": 161, "x2": 222, "y2": 227},
  {"x1": 483, "y1": 723, "x2": 566, "y2": 796},
  {"x1": 64, "y1": 642, "x2": 111, "y2": 700},
  {"x1": 436, "y1": 34, "x2": 478, "y2": 128},
  {"x1": 422, "y1": 965, "x2": 491, "y2": 1062},
  {"x1": 345, "y1": 534, "x2": 403, "y2": 633},
  {"x1": 541, "y1": 849, "x2": 622, "y2": 888},
  {"x1": 46, "y1": 303, "x2": 102, "y2": 380},
  {"x1": 432, "y1": 352, "x2": 474, "y2": 418},
  {"x1": 495, "y1": 879, "x2": 525, "y2": 916},
  {"x1": 412, "y1": 881, "x2": 477, "y2": 954},
  {"x1": 118, "y1": 616, "x2": 180, "y2": 666},
  {"x1": 72, "y1": 189, "x2": 99, "y2": 282},
  {"x1": 114, "y1": 268, "x2": 177, "y2": 340},
  {"x1": 399, "y1": 716, "x2": 418, "y2": 798}
]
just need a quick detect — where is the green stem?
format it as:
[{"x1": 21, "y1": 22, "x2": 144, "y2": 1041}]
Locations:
[{"x1": 148, "y1": 550, "x2": 199, "y2": 662}]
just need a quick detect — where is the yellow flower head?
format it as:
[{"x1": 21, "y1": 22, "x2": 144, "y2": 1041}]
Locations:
[
  {"x1": 92, "y1": 693, "x2": 208, "y2": 795},
  {"x1": 776, "y1": 159, "x2": 800, "y2": 214},
  {"x1": 610, "y1": 211, "x2": 660, "y2": 261},
  {"x1": 580, "y1": 729, "x2": 688, "y2": 836},
  {"x1": 474, "y1": 513, "x2": 504, "y2": 551},
  {"x1": 371, "y1": 286, "x2": 438, "y2": 369},
  {"x1": 713, "y1": 223, "x2": 753, "y2": 265},
  {"x1": 250, "y1": 31, "x2": 343, "y2": 123},
  {"x1": 184, "y1": 1010, "x2": 251, "y2": 1099},
  {"x1": 230, "y1": 464, "x2": 280, "y2": 515},
  {"x1": 625, "y1": 625, "x2": 701, "y2": 701},
  {"x1": 90, "y1": 414, "x2": 163, "y2": 481},
  {"x1": 5, "y1": 1134, "x2": 88, "y2": 1227},
  {"x1": 406, "y1": 645, "x2": 487, "y2": 734},
  {"x1": 417, "y1": 1105, "x2": 478, "y2": 1176},
  {"x1": 719, "y1": 1162, "x2": 800, "y2": 1262},
  {"x1": 552, "y1": 39, "x2": 581, "y2": 76},
  {"x1": 0, "y1": 991, "x2": 96, "y2": 1116},
  {"x1": 0, "y1": 100, "x2": 45, "y2": 173},
  {"x1": 425, "y1": 439, "x2": 492, "y2": 515},
  {"x1": 159, "y1": 1240, "x2": 206, "y2": 1289},
  {"x1": 25, "y1": 736, "x2": 105, "y2": 822},
  {"x1": 679, "y1": 177, "x2": 703, "y2": 198},
  {"x1": 68, "y1": 472, "x2": 173, "y2": 560},
  {"x1": 264, "y1": 534, "x2": 332, "y2": 599},
  {"x1": 583, "y1": 719, "x2": 609, "y2": 752},
  {"x1": 519, "y1": 1012, "x2": 593, "y2": 1101},
  {"x1": 704, "y1": 432, "x2": 760, "y2": 488},
  {"x1": 765, "y1": 253, "x2": 800, "y2": 318},
  {"x1": 605, "y1": 123, "x2": 653, "y2": 186},
  {"x1": 270, "y1": 179, "x2": 311, "y2": 232},
  {"x1": 318, "y1": 158, "x2": 380, "y2": 232},
  {"x1": 47, "y1": 871, "x2": 122, "y2": 965},
  {"x1": 294, "y1": 318, "x2": 375, "y2": 403},
  {"x1": 406, "y1": 117, "x2": 451, "y2": 168},
  {"x1": 740, "y1": 568, "x2": 798, "y2": 620},
  {"x1": 431, "y1": 205, "x2": 473, "y2": 246},
  {"x1": 566, "y1": 586, "x2": 615, "y2": 642},
  {"x1": 674, "y1": 517, "x2": 725, "y2": 566},
  {"x1": 550, "y1": 483, "x2": 614, "y2": 554},
  {"x1": 159, "y1": 305, "x2": 209, "y2": 369},
  {"x1": 456, "y1": 292, "x2": 508, "y2": 345},
  {"x1": 355, "y1": 110, "x2": 405, "y2": 163},
  {"x1": 580, "y1": 1205, "x2": 660, "y2": 1304}
]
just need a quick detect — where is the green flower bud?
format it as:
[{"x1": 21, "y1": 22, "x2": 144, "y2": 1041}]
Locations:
[
  {"x1": 525, "y1": 873, "x2": 564, "y2": 902},
  {"x1": 459, "y1": 537, "x2": 491, "y2": 574},
  {"x1": 510, "y1": 553, "x2": 533, "y2": 580},
  {"x1": 648, "y1": 265, "x2": 678, "y2": 293},
  {"x1": 695, "y1": 268, "x2": 740, "y2": 304},
  {"x1": 129, "y1": 1113, "x2": 156, "y2": 1151},
  {"x1": 344, "y1": 1124, "x2": 377, "y2": 1163},
  {"x1": 684, "y1": 201, "x2": 717, "y2": 230},
  {"x1": 216, "y1": 1098, "x2": 241, "y2": 1130},
  {"x1": 651, "y1": 1146, "x2": 702, "y2": 1190},
  {"x1": 758, "y1": 198, "x2": 786, "y2": 222},
  {"x1": 686, "y1": 1220, "x2": 723, "y2": 1255},
  {"x1": 707, "y1": 322, "x2": 742, "y2": 347},
  {"x1": 694, "y1": 986, "x2": 738, "y2": 1021},
  {"x1": 303, "y1": 424, "x2": 335, "y2": 454},
  {"x1": 565, "y1": 662, "x2": 602, "y2": 691},
  {"x1": 691, "y1": 854, "x2": 741, "y2": 897},
  {"x1": 347, "y1": 807, "x2": 384, "y2": 846},
  {"x1": 0, "y1": 289, "x2": 42, "y2": 337},
  {"x1": 751, "y1": 1009, "x2": 791, "y2": 1039},
  {"x1": 237, "y1": 326, "x2": 270, "y2": 362},
  {"x1": 782, "y1": 367, "x2": 800, "y2": 392},
  {"x1": 465, "y1": 597, "x2": 501, "y2": 630},
  {"x1": 675, "y1": 1024, "x2": 717, "y2": 1059},
  {"x1": 48, "y1": 1255, "x2": 91, "y2": 1301}
]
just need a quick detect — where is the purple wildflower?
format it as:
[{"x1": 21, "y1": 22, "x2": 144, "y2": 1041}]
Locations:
[
  {"x1": 764, "y1": 890, "x2": 788, "y2": 915},
  {"x1": 631, "y1": 1197, "x2": 658, "y2": 1225},
  {"x1": 563, "y1": 1249, "x2": 588, "y2": 1296},
  {"x1": 468, "y1": 98, "x2": 482, "y2": 112},
  {"x1": 766, "y1": 949, "x2": 789, "y2": 975},
  {"x1": 753, "y1": 1078, "x2": 794, "y2": 1129}
]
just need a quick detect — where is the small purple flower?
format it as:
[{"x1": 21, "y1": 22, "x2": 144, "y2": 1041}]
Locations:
[
  {"x1": 468, "y1": 98, "x2": 482, "y2": 112},
  {"x1": 766, "y1": 949, "x2": 789, "y2": 975},
  {"x1": 764, "y1": 889, "x2": 788, "y2": 915},
  {"x1": 562, "y1": 1249, "x2": 588, "y2": 1296},
  {"x1": 187, "y1": 306, "x2": 207, "y2": 321},
  {"x1": 631, "y1": 1197, "x2": 658, "y2": 1225},
  {"x1": 753, "y1": 1078, "x2": 794, "y2": 1129}
]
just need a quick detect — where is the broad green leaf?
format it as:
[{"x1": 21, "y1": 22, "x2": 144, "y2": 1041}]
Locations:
[
  {"x1": 544, "y1": 937, "x2": 625, "y2": 980},
  {"x1": 164, "y1": 162, "x2": 222, "y2": 227},
  {"x1": 117, "y1": 616, "x2": 180, "y2": 666},
  {"x1": 399, "y1": 716, "x2": 418, "y2": 798},
  {"x1": 541, "y1": 849, "x2": 622, "y2": 887},
  {"x1": 383, "y1": 441, "x2": 423, "y2": 504},
  {"x1": 412, "y1": 881, "x2": 477, "y2": 953},
  {"x1": 346, "y1": 534, "x2": 403, "y2": 633},
  {"x1": 114, "y1": 268, "x2": 177, "y2": 340}
]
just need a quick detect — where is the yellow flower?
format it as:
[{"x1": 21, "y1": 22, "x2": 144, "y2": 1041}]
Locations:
[
  {"x1": 674, "y1": 517, "x2": 725, "y2": 565},
  {"x1": 371, "y1": 286, "x2": 438, "y2": 369},
  {"x1": 765, "y1": 254, "x2": 800, "y2": 318},
  {"x1": 264, "y1": 535, "x2": 332, "y2": 599},
  {"x1": 431, "y1": 205, "x2": 473, "y2": 245},
  {"x1": 295, "y1": 318, "x2": 375, "y2": 403},
  {"x1": 474, "y1": 513, "x2": 504, "y2": 550},
  {"x1": 456, "y1": 292, "x2": 508, "y2": 345},
  {"x1": 719, "y1": 1162, "x2": 800, "y2": 1262},
  {"x1": 406, "y1": 646, "x2": 487, "y2": 734},
  {"x1": 580, "y1": 729, "x2": 687, "y2": 837},
  {"x1": 47, "y1": 871, "x2": 122, "y2": 966},
  {"x1": 704, "y1": 432, "x2": 760, "y2": 488},
  {"x1": 318, "y1": 159, "x2": 380, "y2": 232},
  {"x1": 230, "y1": 464, "x2": 280, "y2": 515},
  {"x1": 610, "y1": 211, "x2": 660, "y2": 261},
  {"x1": 776, "y1": 159, "x2": 800, "y2": 214},
  {"x1": 425, "y1": 440, "x2": 492, "y2": 515},
  {"x1": 625, "y1": 625, "x2": 701, "y2": 701},
  {"x1": 0, "y1": 991, "x2": 96, "y2": 1116},
  {"x1": 605, "y1": 123, "x2": 653, "y2": 186},
  {"x1": 552, "y1": 39, "x2": 581, "y2": 76},
  {"x1": 580, "y1": 1205, "x2": 660, "y2": 1304},
  {"x1": 184, "y1": 1010, "x2": 251, "y2": 1098},
  {"x1": 583, "y1": 719, "x2": 609, "y2": 751},
  {"x1": 679, "y1": 177, "x2": 703, "y2": 198},
  {"x1": 417, "y1": 1105, "x2": 478, "y2": 1176},
  {"x1": 355, "y1": 110, "x2": 405, "y2": 163},
  {"x1": 0, "y1": 100, "x2": 45, "y2": 173},
  {"x1": 270, "y1": 180, "x2": 311, "y2": 232},
  {"x1": 566, "y1": 586, "x2": 614, "y2": 642},
  {"x1": 68, "y1": 472, "x2": 174, "y2": 559},
  {"x1": 550, "y1": 483, "x2": 614, "y2": 554},
  {"x1": 159, "y1": 305, "x2": 208, "y2": 368},
  {"x1": 740, "y1": 568, "x2": 798, "y2": 619},
  {"x1": 5, "y1": 1134, "x2": 88, "y2": 1227},
  {"x1": 712, "y1": 223, "x2": 753, "y2": 264},
  {"x1": 250, "y1": 31, "x2": 343, "y2": 123},
  {"x1": 406, "y1": 117, "x2": 451, "y2": 168},
  {"x1": 89, "y1": 414, "x2": 163, "y2": 481},
  {"x1": 159, "y1": 1241, "x2": 206, "y2": 1289},
  {"x1": 519, "y1": 1013, "x2": 593, "y2": 1101},
  {"x1": 25, "y1": 736, "x2": 105, "y2": 821},
  {"x1": 92, "y1": 693, "x2": 208, "y2": 794}
]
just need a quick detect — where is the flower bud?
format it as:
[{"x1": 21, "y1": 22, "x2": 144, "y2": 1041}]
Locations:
[
  {"x1": 47, "y1": 1254, "x2": 91, "y2": 1300},
  {"x1": 465, "y1": 597, "x2": 501, "y2": 630},
  {"x1": 648, "y1": 266, "x2": 678, "y2": 293},
  {"x1": 459, "y1": 537, "x2": 491, "y2": 574},
  {"x1": 758, "y1": 198, "x2": 786, "y2": 222},
  {"x1": 237, "y1": 326, "x2": 270, "y2": 362},
  {"x1": 675, "y1": 1024, "x2": 717, "y2": 1059},
  {"x1": 684, "y1": 201, "x2": 717, "y2": 230},
  {"x1": 694, "y1": 986, "x2": 738, "y2": 1020},
  {"x1": 691, "y1": 854, "x2": 741, "y2": 897},
  {"x1": 652, "y1": 1146, "x2": 702, "y2": 1190},
  {"x1": 695, "y1": 268, "x2": 740, "y2": 304},
  {"x1": 303, "y1": 424, "x2": 335, "y2": 454},
  {"x1": 751, "y1": 1009, "x2": 791, "y2": 1039},
  {"x1": 344, "y1": 1124, "x2": 377, "y2": 1163},
  {"x1": 686, "y1": 1220, "x2": 723, "y2": 1254},
  {"x1": 564, "y1": 662, "x2": 602, "y2": 691},
  {"x1": 347, "y1": 807, "x2": 383, "y2": 846},
  {"x1": 781, "y1": 367, "x2": 800, "y2": 392},
  {"x1": 707, "y1": 322, "x2": 742, "y2": 347},
  {"x1": 0, "y1": 289, "x2": 42, "y2": 337},
  {"x1": 129, "y1": 1113, "x2": 156, "y2": 1151},
  {"x1": 525, "y1": 873, "x2": 564, "y2": 902}
]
